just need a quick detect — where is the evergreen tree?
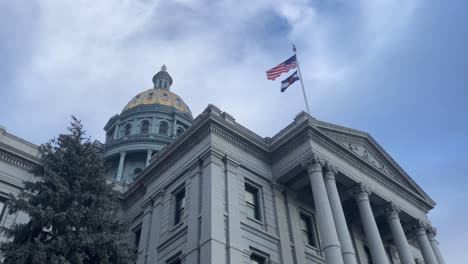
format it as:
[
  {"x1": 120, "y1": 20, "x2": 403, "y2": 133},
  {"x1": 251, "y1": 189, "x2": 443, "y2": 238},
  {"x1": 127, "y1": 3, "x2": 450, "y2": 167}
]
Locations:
[{"x1": 0, "y1": 117, "x2": 135, "y2": 264}]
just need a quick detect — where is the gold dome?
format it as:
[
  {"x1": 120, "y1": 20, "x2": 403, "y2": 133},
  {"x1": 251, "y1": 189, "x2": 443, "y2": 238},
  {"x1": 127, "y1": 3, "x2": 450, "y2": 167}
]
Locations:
[{"x1": 122, "y1": 89, "x2": 192, "y2": 116}]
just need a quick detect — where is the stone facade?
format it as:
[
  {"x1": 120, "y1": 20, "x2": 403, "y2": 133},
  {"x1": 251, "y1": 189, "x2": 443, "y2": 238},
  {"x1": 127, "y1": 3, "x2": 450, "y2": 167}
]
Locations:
[
  {"x1": 0, "y1": 125, "x2": 40, "y2": 242},
  {"x1": 120, "y1": 105, "x2": 446, "y2": 264},
  {"x1": 0, "y1": 68, "x2": 446, "y2": 264}
]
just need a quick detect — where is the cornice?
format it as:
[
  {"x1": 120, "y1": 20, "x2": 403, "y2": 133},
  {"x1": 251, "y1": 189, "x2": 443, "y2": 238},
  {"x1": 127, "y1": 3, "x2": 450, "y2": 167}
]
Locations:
[
  {"x1": 102, "y1": 133, "x2": 173, "y2": 153},
  {"x1": 0, "y1": 147, "x2": 39, "y2": 172}
]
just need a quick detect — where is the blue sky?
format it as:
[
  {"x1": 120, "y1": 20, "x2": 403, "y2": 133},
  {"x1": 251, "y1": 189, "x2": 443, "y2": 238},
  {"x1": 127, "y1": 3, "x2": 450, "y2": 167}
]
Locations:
[{"x1": 1, "y1": 0, "x2": 467, "y2": 261}]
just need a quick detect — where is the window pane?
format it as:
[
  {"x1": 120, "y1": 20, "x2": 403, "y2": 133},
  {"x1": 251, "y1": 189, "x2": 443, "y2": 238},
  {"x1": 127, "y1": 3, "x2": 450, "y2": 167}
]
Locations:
[
  {"x1": 245, "y1": 185, "x2": 260, "y2": 220},
  {"x1": 250, "y1": 255, "x2": 264, "y2": 264},
  {"x1": 246, "y1": 204, "x2": 256, "y2": 219},
  {"x1": 245, "y1": 189, "x2": 255, "y2": 204},
  {"x1": 174, "y1": 190, "x2": 185, "y2": 225},
  {"x1": 134, "y1": 228, "x2": 141, "y2": 249}
]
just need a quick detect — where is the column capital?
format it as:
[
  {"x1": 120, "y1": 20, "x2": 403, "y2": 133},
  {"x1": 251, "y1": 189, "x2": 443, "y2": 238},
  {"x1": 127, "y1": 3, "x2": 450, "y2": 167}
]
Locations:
[
  {"x1": 323, "y1": 161, "x2": 337, "y2": 181},
  {"x1": 350, "y1": 183, "x2": 372, "y2": 202},
  {"x1": 427, "y1": 226, "x2": 437, "y2": 238},
  {"x1": 301, "y1": 152, "x2": 323, "y2": 173},
  {"x1": 413, "y1": 219, "x2": 429, "y2": 235},
  {"x1": 384, "y1": 202, "x2": 401, "y2": 221},
  {"x1": 120, "y1": 151, "x2": 126, "y2": 157}
]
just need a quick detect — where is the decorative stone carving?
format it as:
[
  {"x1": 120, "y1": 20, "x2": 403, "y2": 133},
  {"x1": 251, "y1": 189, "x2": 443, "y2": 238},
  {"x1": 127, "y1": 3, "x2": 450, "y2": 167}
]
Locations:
[
  {"x1": 427, "y1": 226, "x2": 437, "y2": 238},
  {"x1": 322, "y1": 161, "x2": 337, "y2": 181},
  {"x1": 343, "y1": 141, "x2": 396, "y2": 179},
  {"x1": 384, "y1": 202, "x2": 401, "y2": 221},
  {"x1": 301, "y1": 152, "x2": 323, "y2": 173},
  {"x1": 351, "y1": 183, "x2": 372, "y2": 202},
  {"x1": 413, "y1": 219, "x2": 429, "y2": 234}
]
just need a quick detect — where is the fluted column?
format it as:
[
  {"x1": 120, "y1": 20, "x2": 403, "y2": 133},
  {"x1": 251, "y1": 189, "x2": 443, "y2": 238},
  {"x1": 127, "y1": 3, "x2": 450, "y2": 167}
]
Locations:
[
  {"x1": 116, "y1": 151, "x2": 126, "y2": 181},
  {"x1": 414, "y1": 220, "x2": 438, "y2": 264},
  {"x1": 351, "y1": 183, "x2": 389, "y2": 264},
  {"x1": 323, "y1": 162, "x2": 357, "y2": 264},
  {"x1": 385, "y1": 202, "x2": 414, "y2": 264},
  {"x1": 302, "y1": 153, "x2": 344, "y2": 264},
  {"x1": 427, "y1": 227, "x2": 445, "y2": 264}
]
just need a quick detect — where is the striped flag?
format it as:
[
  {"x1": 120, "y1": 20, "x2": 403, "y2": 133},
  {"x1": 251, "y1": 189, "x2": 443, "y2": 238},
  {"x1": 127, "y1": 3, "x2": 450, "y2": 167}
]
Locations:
[
  {"x1": 281, "y1": 71, "x2": 299, "y2": 92},
  {"x1": 266, "y1": 55, "x2": 297, "y2": 81}
]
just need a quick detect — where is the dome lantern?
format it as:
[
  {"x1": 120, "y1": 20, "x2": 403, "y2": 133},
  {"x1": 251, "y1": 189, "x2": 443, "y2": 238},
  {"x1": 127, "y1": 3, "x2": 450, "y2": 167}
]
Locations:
[{"x1": 152, "y1": 64, "x2": 173, "y2": 90}]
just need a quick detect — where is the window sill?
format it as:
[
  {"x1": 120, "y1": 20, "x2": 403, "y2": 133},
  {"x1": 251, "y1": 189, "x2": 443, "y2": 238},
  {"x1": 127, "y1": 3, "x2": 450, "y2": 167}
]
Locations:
[
  {"x1": 172, "y1": 221, "x2": 184, "y2": 232},
  {"x1": 247, "y1": 216, "x2": 264, "y2": 226}
]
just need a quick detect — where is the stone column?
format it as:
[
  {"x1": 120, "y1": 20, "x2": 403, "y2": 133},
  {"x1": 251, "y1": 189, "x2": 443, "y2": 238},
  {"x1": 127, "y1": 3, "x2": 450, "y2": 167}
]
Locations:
[
  {"x1": 302, "y1": 153, "x2": 344, "y2": 264},
  {"x1": 385, "y1": 202, "x2": 414, "y2": 264},
  {"x1": 352, "y1": 183, "x2": 389, "y2": 264},
  {"x1": 414, "y1": 220, "x2": 438, "y2": 264},
  {"x1": 116, "y1": 151, "x2": 126, "y2": 182},
  {"x1": 427, "y1": 227, "x2": 445, "y2": 264},
  {"x1": 146, "y1": 149, "x2": 153, "y2": 167},
  {"x1": 323, "y1": 162, "x2": 357, "y2": 264}
]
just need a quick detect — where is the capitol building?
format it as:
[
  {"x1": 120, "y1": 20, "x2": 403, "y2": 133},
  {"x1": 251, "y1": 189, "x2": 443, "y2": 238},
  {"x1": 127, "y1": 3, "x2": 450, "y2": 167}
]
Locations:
[{"x1": 0, "y1": 66, "x2": 446, "y2": 264}]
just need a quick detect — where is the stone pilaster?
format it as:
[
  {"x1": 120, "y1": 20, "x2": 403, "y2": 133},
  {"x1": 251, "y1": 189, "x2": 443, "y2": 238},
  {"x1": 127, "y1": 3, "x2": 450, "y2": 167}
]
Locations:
[
  {"x1": 323, "y1": 162, "x2": 357, "y2": 264},
  {"x1": 414, "y1": 220, "x2": 438, "y2": 264},
  {"x1": 271, "y1": 182, "x2": 294, "y2": 264},
  {"x1": 137, "y1": 200, "x2": 154, "y2": 264},
  {"x1": 427, "y1": 227, "x2": 445, "y2": 264},
  {"x1": 147, "y1": 191, "x2": 164, "y2": 264},
  {"x1": 116, "y1": 151, "x2": 126, "y2": 181},
  {"x1": 384, "y1": 202, "x2": 414, "y2": 264},
  {"x1": 351, "y1": 183, "x2": 389, "y2": 264},
  {"x1": 146, "y1": 149, "x2": 153, "y2": 167},
  {"x1": 302, "y1": 153, "x2": 344, "y2": 264}
]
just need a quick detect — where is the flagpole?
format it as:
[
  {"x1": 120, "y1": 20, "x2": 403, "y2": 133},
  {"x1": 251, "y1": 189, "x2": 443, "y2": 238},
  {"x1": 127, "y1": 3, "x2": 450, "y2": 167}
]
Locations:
[{"x1": 292, "y1": 44, "x2": 311, "y2": 114}]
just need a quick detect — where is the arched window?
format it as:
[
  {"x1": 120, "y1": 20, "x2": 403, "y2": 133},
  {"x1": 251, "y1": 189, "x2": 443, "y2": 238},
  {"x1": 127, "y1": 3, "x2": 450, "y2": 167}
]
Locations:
[
  {"x1": 141, "y1": 121, "x2": 150, "y2": 134},
  {"x1": 159, "y1": 122, "x2": 168, "y2": 135},
  {"x1": 176, "y1": 128, "x2": 184, "y2": 136},
  {"x1": 124, "y1": 124, "x2": 131, "y2": 136}
]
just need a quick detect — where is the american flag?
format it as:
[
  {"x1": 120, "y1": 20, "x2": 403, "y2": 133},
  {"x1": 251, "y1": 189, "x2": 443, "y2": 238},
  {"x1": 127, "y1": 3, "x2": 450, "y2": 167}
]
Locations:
[{"x1": 266, "y1": 55, "x2": 297, "y2": 81}]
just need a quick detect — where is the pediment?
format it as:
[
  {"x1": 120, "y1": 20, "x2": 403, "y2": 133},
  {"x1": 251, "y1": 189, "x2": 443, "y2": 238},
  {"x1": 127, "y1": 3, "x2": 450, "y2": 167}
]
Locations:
[{"x1": 314, "y1": 122, "x2": 433, "y2": 203}]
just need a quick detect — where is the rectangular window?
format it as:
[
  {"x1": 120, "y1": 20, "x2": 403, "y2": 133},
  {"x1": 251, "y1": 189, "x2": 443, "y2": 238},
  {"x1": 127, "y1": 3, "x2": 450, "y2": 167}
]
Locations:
[
  {"x1": 163, "y1": 94, "x2": 168, "y2": 100},
  {"x1": 134, "y1": 227, "x2": 142, "y2": 250},
  {"x1": 300, "y1": 213, "x2": 317, "y2": 248},
  {"x1": 167, "y1": 260, "x2": 181, "y2": 264},
  {"x1": 174, "y1": 189, "x2": 185, "y2": 225},
  {"x1": 245, "y1": 184, "x2": 261, "y2": 221},
  {"x1": 250, "y1": 254, "x2": 265, "y2": 264},
  {"x1": 0, "y1": 200, "x2": 6, "y2": 223},
  {"x1": 148, "y1": 93, "x2": 154, "y2": 100}
]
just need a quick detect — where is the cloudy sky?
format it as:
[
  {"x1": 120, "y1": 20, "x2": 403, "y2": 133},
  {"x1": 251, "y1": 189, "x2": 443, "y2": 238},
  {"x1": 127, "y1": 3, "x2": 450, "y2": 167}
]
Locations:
[{"x1": 1, "y1": 0, "x2": 467, "y2": 261}]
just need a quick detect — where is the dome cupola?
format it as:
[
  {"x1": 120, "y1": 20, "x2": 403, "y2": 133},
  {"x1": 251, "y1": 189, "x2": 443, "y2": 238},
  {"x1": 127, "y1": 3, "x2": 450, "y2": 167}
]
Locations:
[
  {"x1": 102, "y1": 65, "x2": 193, "y2": 186},
  {"x1": 152, "y1": 64, "x2": 173, "y2": 89}
]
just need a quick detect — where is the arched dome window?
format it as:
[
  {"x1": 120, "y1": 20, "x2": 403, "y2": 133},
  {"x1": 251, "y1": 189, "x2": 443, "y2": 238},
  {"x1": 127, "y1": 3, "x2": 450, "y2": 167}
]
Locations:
[
  {"x1": 124, "y1": 124, "x2": 131, "y2": 136},
  {"x1": 159, "y1": 122, "x2": 168, "y2": 136},
  {"x1": 176, "y1": 128, "x2": 184, "y2": 136},
  {"x1": 141, "y1": 121, "x2": 150, "y2": 134}
]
